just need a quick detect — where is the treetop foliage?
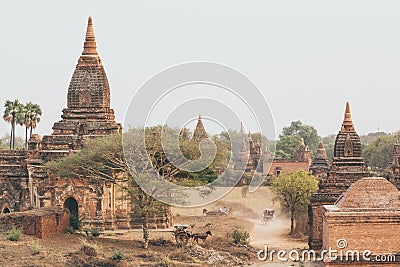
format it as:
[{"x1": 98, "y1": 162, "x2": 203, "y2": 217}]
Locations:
[
  {"x1": 275, "y1": 120, "x2": 319, "y2": 159},
  {"x1": 363, "y1": 131, "x2": 400, "y2": 170}
]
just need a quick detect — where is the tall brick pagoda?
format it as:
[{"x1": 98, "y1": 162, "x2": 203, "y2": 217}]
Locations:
[
  {"x1": 40, "y1": 17, "x2": 121, "y2": 161},
  {"x1": 0, "y1": 17, "x2": 172, "y2": 232},
  {"x1": 309, "y1": 102, "x2": 369, "y2": 250}
]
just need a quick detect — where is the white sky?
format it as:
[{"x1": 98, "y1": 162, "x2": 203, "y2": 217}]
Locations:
[{"x1": 1, "y1": 1, "x2": 400, "y2": 139}]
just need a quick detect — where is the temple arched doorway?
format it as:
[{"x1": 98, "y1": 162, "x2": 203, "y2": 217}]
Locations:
[
  {"x1": 2, "y1": 207, "x2": 10, "y2": 214},
  {"x1": 64, "y1": 197, "x2": 79, "y2": 229}
]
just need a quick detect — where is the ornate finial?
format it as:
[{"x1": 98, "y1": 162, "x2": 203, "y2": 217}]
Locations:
[
  {"x1": 342, "y1": 101, "x2": 354, "y2": 132},
  {"x1": 82, "y1": 16, "x2": 98, "y2": 56}
]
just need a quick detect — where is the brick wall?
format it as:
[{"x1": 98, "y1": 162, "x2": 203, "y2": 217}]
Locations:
[
  {"x1": 323, "y1": 212, "x2": 400, "y2": 254},
  {"x1": 264, "y1": 161, "x2": 310, "y2": 175},
  {"x1": 0, "y1": 208, "x2": 70, "y2": 238}
]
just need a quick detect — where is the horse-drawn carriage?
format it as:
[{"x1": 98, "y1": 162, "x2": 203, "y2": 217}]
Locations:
[
  {"x1": 171, "y1": 224, "x2": 212, "y2": 245},
  {"x1": 261, "y1": 208, "x2": 275, "y2": 224},
  {"x1": 202, "y1": 207, "x2": 231, "y2": 216},
  {"x1": 172, "y1": 224, "x2": 192, "y2": 245}
]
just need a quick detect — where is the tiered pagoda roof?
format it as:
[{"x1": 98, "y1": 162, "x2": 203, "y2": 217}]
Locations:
[{"x1": 40, "y1": 17, "x2": 121, "y2": 161}]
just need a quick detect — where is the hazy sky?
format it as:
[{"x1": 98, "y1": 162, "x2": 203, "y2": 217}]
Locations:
[{"x1": 1, "y1": 1, "x2": 400, "y2": 140}]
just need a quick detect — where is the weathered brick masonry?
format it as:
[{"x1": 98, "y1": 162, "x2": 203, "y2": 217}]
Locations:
[{"x1": 0, "y1": 208, "x2": 70, "y2": 238}]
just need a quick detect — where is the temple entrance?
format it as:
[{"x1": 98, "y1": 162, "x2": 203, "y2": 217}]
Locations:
[
  {"x1": 2, "y1": 207, "x2": 10, "y2": 214},
  {"x1": 64, "y1": 197, "x2": 79, "y2": 229}
]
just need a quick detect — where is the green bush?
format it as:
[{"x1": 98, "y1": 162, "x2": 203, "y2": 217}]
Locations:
[
  {"x1": 163, "y1": 255, "x2": 171, "y2": 266},
  {"x1": 29, "y1": 242, "x2": 41, "y2": 255},
  {"x1": 111, "y1": 251, "x2": 124, "y2": 261},
  {"x1": 90, "y1": 228, "x2": 100, "y2": 237},
  {"x1": 7, "y1": 227, "x2": 23, "y2": 241},
  {"x1": 231, "y1": 229, "x2": 250, "y2": 246}
]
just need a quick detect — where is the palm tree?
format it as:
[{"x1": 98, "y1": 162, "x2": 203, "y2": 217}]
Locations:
[
  {"x1": 22, "y1": 102, "x2": 42, "y2": 149},
  {"x1": 3, "y1": 99, "x2": 24, "y2": 150}
]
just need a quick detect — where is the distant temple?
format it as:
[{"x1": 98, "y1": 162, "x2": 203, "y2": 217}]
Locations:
[
  {"x1": 234, "y1": 123, "x2": 262, "y2": 173},
  {"x1": 192, "y1": 115, "x2": 208, "y2": 142},
  {"x1": 309, "y1": 140, "x2": 330, "y2": 177},
  {"x1": 233, "y1": 123, "x2": 312, "y2": 176},
  {"x1": 0, "y1": 17, "x2": 172, "y2": 230},
  {"x1": 388, "y1": 139, "x2": 400, "y2": 190},
  {"x1": 264, "y1": 138, "x2": 311, "y2": 176}
]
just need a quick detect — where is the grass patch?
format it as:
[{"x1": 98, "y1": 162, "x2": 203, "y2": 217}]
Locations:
[
  {"x1": 111, "y1": 251, "x2": 124, "y2": 261},
  {"x1": 7, "y1": 227, "x2": 23, "y2": 241},
  {"x1": 28, "y1": 241, "x2": 41, "y2": 255}
]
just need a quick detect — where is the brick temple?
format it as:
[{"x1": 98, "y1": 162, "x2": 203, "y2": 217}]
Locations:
[
  {"x1": 40, "y1": 16, "x2": 122, "y2": 161},
  {"x1": 323, "y1": 177, "x2": 400, "y2": 266},
  {"x1": 388, "y1": 139, "x2": 400, "y2": 190},
  {"x1": 233, "y1": 125, "x2": 312, "y2": 176},
  {"x1": 309, "y1": 102, "x2": 370, "y2": 250},
  {"x1": 0, "y1": 17, "x2": 172, "y2": 231},
  {"x1": 234, "y1": 123, "x2": 262, "y2": 173},
  {"x1": 263, "y1": 138, "x2": 312, "y2": 176}
]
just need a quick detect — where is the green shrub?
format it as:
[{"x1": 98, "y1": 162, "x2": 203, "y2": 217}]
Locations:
[
  {"x1": 231, "y1": 229, "x2": 250, "y2": 246},
  {"x1": 111, "y1": 251, "x2": 124, "y2": 261},
  {"x1": 163, "y1": 255, "x2": 171, "y2": 266},
  {"x1": 29, "y1": 242, "x2": 41, "y2": 255},
  {"x1": 7, "y1": 227, "x2": 23, "y2": 241},
  {"x1": 90, "y1": 228, "x2": 100, "y2": 237}
]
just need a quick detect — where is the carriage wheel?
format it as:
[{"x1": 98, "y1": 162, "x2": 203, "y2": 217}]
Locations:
[{"x1": 175, "y1": 232, "x2": 189, "y2": 245}]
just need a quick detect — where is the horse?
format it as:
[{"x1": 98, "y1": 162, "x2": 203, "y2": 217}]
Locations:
[{"x1": 192, "y1": 230, "x2": 212, "y2": 244}]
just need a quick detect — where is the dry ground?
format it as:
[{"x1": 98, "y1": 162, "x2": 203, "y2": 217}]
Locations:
[{"x1": 0, "y1": 187, "x2": 309, "y2": 266}]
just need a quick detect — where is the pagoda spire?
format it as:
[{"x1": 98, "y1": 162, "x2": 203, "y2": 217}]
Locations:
[
  {"x1": 341, "y1": 102, "x2": 355, "y2": 132},
  {"x1": 316, "y1": 139, "x2": 328, "y2": 159},
  {"x1": 192, "y1": 115, "x2": 208, "y2": 141},
  {"x1": 247, "y1": 131, "x2": 255, "y2": 149},
  {"x1": 239, "y1": 122, "x2": 244, "y2": 136},
  {"x1": 82, "y1": 16, "x2": 98, "y2": 56}
]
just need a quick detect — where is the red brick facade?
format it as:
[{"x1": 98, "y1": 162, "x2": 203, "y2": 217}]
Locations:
[
  {"x1": 0, "y1": 208, "x2": 70, "y2": 239},
  {"x1": 323, "y1": 177, "x2": 400, "y2": 266}
]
